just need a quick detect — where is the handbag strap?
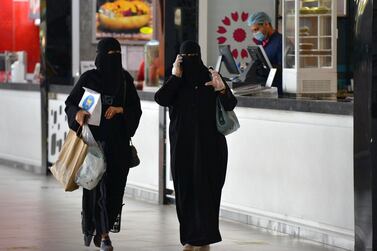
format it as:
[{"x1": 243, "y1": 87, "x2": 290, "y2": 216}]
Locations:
[
  {"x1": 122, "y1": 75, "x2": 134, "y2": 144},
  {"x1": 122, "y1": 75, "x2": 127, "y2": 106}
]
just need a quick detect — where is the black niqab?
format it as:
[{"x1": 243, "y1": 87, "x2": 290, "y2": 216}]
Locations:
[
  {"x1": 95, "y1": 37, "x2": 123, "y2": 95},
  {"x1": 179, "y1": 40, "x2": 210, "y2": 85}
]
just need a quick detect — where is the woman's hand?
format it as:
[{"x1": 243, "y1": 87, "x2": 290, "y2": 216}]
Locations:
[
  {"x1": 105, "y1": 106, "x2": 123, "y2": 120},
  {"x1": 205, "y1": 69, "x2": 226, "y2": 91},
  {"x1": 75, "y1": 110, "x2": 90, "y2": 126},
  {"x1": 172, "y1": 54, "x2": 183, "y2": 78}
]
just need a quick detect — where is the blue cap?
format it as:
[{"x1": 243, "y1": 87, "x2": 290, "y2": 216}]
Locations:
[{"x1": 248, "y1": 12, "x2": 272, "y2": 26}]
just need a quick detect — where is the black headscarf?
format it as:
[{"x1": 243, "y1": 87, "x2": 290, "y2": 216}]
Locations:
[
  {"x1": 95, "y1": 37, "x2": 123, "y2": 95},
  {"x1": 179, "y1": 40, "x2": 210, "y2": 85}
]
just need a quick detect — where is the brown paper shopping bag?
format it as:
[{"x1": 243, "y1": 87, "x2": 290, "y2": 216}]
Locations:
[{"x1": 50, "y1": 129, "x2": 88, "y2": 192}]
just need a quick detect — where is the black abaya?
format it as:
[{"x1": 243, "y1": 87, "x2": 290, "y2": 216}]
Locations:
[
  {"x1": 65, "y1": 68, "x2": 142, "y2": 239},
  {"x1": 155, "y1": 71, "x2": 237, "y2": 245}
]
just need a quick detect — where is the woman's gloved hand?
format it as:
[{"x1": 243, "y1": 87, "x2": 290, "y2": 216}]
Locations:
[
  {"x1": 172, "y1": 54, "x2": 183, "y2": 78},
  {"x1": 205, "y1": 69, "x2": 226, "y2": 92}
]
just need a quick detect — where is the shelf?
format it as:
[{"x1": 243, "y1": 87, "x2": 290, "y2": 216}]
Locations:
[
  {"x1": 300, "y1": 13, "x2": 331, "y2": 17},
  {"x1": 285, "y1": 0, "x2": 331, "y2": 2},
  {"x1": 289, "y1": 66, "x2": 334, "y2": 69},
  {"x1": 301, "y1": 49, "x2": 332, "y2": 51},
  {"x1": 286, "y1": 14, "x2": 332, "y2": 17},
  {"x1": 300, "y1": 55, "x2": 332, "y2": 57},
  {"x1": 283, "y1": 0, "x2": 337, "y2": 91},
  {"x1": 287, "y1": 36, "x2": 332, "y2": 39},
  {"x1": 287, "y1": 55, "x2": 332, "y2": 57}
]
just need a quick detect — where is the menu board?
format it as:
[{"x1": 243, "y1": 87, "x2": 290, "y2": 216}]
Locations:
[{"x1": 95, "y1": 0, "x2": 154, "y2": 44}]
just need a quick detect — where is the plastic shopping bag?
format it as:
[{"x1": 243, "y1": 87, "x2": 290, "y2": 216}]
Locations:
[
  {"x1": 75, "y1": 125, "x2": 106, "y2": 190},
  {"x1": 81, "y1": 124, "x2": 98, "y2": 146}
]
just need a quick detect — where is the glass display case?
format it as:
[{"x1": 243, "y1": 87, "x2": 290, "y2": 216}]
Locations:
[
  {"x1": 0, "y1": 52, "x2": 27, "y2": 83},
  {"x1": 282, "y1": 0, "x2": 337, "y2": 97}
]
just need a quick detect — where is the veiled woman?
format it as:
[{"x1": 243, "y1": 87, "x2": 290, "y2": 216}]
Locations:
[
  {"x1": 65, "y1": 37, "x2": 142, "y2": 251},
  {"x1": 155, "y1": 40, "x2": 237, "y2": 250}
]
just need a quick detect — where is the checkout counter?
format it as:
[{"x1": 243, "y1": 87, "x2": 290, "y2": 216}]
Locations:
[
  {"x1": 203, "y1": 44, "x2": 354, "y2": 250},
  {"x1": 0, "y1": 52, "x2": 43, "y2": 173}
]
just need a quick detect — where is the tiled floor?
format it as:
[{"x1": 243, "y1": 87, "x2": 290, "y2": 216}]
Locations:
[{"x1": 0, "y1": 165, "x2": 346, "y2": 251}]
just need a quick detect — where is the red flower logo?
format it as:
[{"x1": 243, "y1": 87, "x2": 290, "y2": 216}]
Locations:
[
  {"x1": 217, "y1": 11, "x2": 251, "y2": 60},
  {"x1": 231, "y1": 12, "x2": 239, "y2": 22},
  {"x1": 222, "y1": 17, "x2": 231, "y2": 26},
  {"x1": 233, "y1": 28, "x2": 246, "y2": 42},
  {"x1": 241, "y1": 12, "x2": 249, "y2": 22}
]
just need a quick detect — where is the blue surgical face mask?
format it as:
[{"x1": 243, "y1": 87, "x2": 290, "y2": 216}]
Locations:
[{"x1": 253, "y1": 31, "x2": 266, "y2": 42}]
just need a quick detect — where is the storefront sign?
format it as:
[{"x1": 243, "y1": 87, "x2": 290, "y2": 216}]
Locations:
[{"x1": 94, "y1": 0, "x2": 154, "y2": 44}]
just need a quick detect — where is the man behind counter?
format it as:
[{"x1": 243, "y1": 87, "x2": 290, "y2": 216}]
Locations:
[{"x1": 246, "y1": 11, "x2": 283, "y2": 94}]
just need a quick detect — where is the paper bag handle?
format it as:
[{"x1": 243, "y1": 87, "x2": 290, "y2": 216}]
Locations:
[{"x1": 76, "y1": 125, "x2": 83, "y2": 137}]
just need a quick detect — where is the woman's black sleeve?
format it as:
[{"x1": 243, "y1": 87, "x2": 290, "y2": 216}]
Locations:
[
  {"x1": 154, "y1": 75, "x2": 183, "y2": 107},
  {"x1": 123, "y1": 74, "x2": 142, "y2": 138},
  {"x1": 218, "y1": 77, "x2": 238, "y2": 111},
  {"x1": 65, "y1": 75, "x2": 86, "y2": 131}
]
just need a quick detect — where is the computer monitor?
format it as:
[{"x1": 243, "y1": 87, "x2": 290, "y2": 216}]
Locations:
[
  {"x1": 247, "y1": 45, "x2": 272, "y2": 70},
  {"x1": 216, "y1": 45, "x2": 240, "y2": 75}
]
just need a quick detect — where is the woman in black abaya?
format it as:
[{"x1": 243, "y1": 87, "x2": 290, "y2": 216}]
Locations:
[
  {"x1": 155, "y1": 41, "x2": 237, "y2": 251},
  {"x1": 65, "y1": 38, "x2": 142, "y2": 251}
]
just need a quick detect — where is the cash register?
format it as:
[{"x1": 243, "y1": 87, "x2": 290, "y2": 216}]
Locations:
[{"x1": 215, "y1": 45, "x2": 277, "y2": 97}]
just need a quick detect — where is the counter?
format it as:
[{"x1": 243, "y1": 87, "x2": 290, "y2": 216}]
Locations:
[
  {"x1": 0, "y1": 82, "x2": 43, "y2": 173},
  {"x1": 162, "y1": 100, "x2": 354, "y2": 250},
  {"x1": 0, "y1": 82, "x2": 41, "y2": 92},
  {"x1": 218, "y1": 107, "x2": 354, "y2": 250},
  {"x1": 48, "y1": 84, "x2": 156, "y2": 102},
  {"x1": 236, "y1": 96, "x2": 353, "y2": 115},
  {"x1": 45, "y1": 84, "x2": 353, "y2": 115}
]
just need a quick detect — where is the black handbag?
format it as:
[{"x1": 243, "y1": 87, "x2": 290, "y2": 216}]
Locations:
[{"x1": 128, "y1": 139, "x2": 140, "y2": 168}]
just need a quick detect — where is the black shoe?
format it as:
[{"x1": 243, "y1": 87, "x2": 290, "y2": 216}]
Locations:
[
  {"x1": 83, "y1": 234, "x2": 93, "y2": 247},
  {"x1": 93, "y1": 234, "x2": 101, "y2": 248},
  {"x1": 100, "y1": 239, "x2": 113, "y2": 251}
]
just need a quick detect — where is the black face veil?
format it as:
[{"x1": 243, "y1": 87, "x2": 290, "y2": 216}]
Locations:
[
  {"x1": 95, "y1": 37, "x2": 124, "y2": 95},
  {"x1": 179, "y1": 40, "x2": 210, "y2": 84}
]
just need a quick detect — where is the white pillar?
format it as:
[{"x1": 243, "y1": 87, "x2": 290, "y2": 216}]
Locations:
[{"x1": 198, "y1": 0, "x2": 208, "y2": 65}]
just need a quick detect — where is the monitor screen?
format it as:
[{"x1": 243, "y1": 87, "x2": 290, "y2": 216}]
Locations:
[
  {"x1": 247, "y1": 45, "x2": 272, "y2": 70},
  {"x1": 218, "y1": 45, "x2": 240, "y2": 75}
]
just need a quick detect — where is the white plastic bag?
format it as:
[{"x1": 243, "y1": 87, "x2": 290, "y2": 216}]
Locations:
[
  {"x1": 75, "y1": 125, "x2": 106, "y2": 190},
  {"x1": 81, "y1": 124, "x2": 97, "y2": 146}
]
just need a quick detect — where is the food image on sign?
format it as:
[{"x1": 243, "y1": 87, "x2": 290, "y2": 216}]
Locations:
[
  {"x1": 97, "y1": 0, "x2": 153, "y2": 40},
  {"x1": 95, "y1": 0, "x2": 153, "y2": 42}
]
